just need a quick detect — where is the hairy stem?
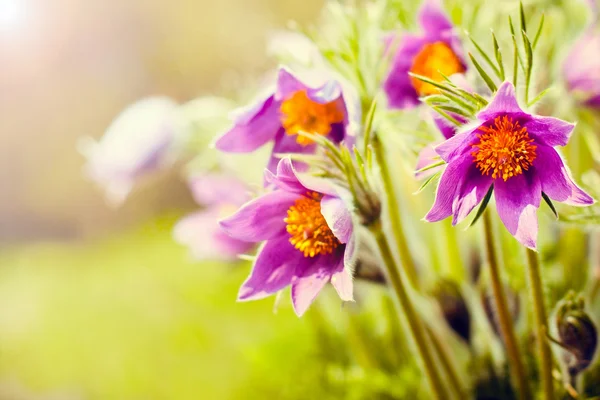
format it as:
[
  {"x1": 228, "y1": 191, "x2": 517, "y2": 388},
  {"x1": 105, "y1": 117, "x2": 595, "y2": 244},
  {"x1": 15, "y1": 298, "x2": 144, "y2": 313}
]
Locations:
[
  {"x1": 482, "y1": 211, "x2": 531, "y2": 399},
  {"x1": 526, "y1": 248, "x2": 554, "y2": 400}
]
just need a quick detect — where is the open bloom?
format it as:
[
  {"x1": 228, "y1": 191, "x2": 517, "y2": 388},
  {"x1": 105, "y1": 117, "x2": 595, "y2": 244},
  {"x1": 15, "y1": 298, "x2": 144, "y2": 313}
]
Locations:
[
  {"x1": 80, "y1": 97, "x2": 180, "y2": 205},
  {"x1": 384, "y1": 0, "x2": 466, "y2": 109},
  {"x1": 219, "y1": 158, "x2": 355, "y2": 316},
  {"x1": 564, "y1": 23, "x2": 600, "y2": 108},
  {"x1": 214, "y1": 67, "x2": 355, "y2": 174},
  {"x1": 174, "y1": 174, "x2": 254, "y2": 260},
  {"x1": 425, "y1": 82, "x2": 594, "y2": 249}
]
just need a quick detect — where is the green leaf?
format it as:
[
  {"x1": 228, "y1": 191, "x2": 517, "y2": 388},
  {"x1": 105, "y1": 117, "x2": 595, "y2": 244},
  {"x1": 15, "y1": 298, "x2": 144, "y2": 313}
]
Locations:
[
  {"x1": 492, "y1": 32, "x2": 505, "y2": 81},
  {"x1": 542, "y1": 192, "x2": 558, "y2": 219},
  {"x1": 469, "y1": 35, "x2": 501, "y2": 79},
  {"x1": 527, "y1": 87, "x2": 552, "y2": 107},
  {"x1": 362, "y1": 98, "x2": 378, "y2": 154},
  {"x1": 414, "y1": 171, "x2": 442, "y2": 194},
  {"x1": 469, "y1": 185, "x2": 494, "y2": 227},
  {"x1": 415, "y1": 159, "x2": 445, "y2": 174},
  {"x1": 522, "y1": 30, "x2": 533, "y2": 104},
  {"x1": 469, "y1": 53, "x2": 498, "y2": 93},
  {"x1": 519, "y1": 1, "x2": 527, "y2": 33},
  {"x1": 533, "y1": 14, "x2": 545, "y2": 50},
  {"x1": 432, "y1": 106, "x2": 463, "y2": 126}
]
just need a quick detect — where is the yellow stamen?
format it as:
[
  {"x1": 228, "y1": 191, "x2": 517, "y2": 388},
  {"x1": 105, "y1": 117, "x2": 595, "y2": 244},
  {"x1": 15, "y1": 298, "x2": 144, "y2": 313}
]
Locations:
[
  {"x1": 280, "y1": 90, "x2": 344, "y2": 146},
  {"x1": 409, "y1": 41, "x2": 465, "y2": 96},
  {"x1": 284, "y1": 191, "x2": 340, "y2": 257},
  {"x1": 471, "y1": 116, "x2": 537, "y2": 181}
]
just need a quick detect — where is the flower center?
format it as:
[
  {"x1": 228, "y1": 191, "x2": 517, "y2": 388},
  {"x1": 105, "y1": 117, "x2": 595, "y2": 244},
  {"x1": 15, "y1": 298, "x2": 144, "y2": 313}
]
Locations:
[
  {"x1": 280, "y1": 90, "x2": 344, "y2": 146},
  {"x1": 409, "y1": 42, "x2": 465, "y2": 96},
  {"x1": 471, "y1": 116, "x2": 537, "y2": 181},
  {"x1": 284, "y1": 191, "x2": 340, "y2": 257}
]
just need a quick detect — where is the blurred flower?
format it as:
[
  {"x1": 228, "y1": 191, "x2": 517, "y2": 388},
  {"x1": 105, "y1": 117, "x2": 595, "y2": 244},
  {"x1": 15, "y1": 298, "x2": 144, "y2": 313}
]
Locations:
[
  {"x1": 563, "y1": 23, "x2": 600, "y2": 109},
  {"x1": 415, "y1": 113, "x2": 465, "y2": 179},
  {"x1": 174, "y1": 174, "x2": 254, "y2": 261},
  {"x1": 556, "y1": 292, "x2": 598, "y2": 377},
  {"x1": 220, "y1": 158, "x2": 355, "y2": 316},
  {"x1": 214, "y1": 66, "x2": 356, "y2": 175},
  {"x1": 431, "y1": 279, "x2": 471, "y2": 343},
  {"x1": 383, "y1": 0, "x2": 466, "y2": 109},
  {"x1": 80, "y1": 97, "x2": 181, "y2": 206},
  {"x1": 425, "y1": 82, "x2": 594, "y2": 249}
]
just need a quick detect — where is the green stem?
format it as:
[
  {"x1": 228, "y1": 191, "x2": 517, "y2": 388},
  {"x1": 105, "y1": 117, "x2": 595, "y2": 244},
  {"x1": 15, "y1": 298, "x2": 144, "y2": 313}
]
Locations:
[
  {"x1": 482, "y1": 211, "x2": 531, "y2": 399},
  {"x1": 371, "y1": 222, "x2": 447, "y2": 399},
  {"x1": 426, "y1": 326, "x2": 465, "y2": 399},
  {"x1": 372, "y1": 137, "x2": 419, "y2": 288},
  {"x1": 525, "y1": 248, "x2": 555, "y2": 400}
]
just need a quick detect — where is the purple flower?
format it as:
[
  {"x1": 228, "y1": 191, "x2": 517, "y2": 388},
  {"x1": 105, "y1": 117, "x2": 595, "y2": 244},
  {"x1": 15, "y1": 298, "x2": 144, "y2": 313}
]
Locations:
[
  {"x1": 564, "y1": 24, "x2": 600, "y2": 108},
  {"x1": 214, "y1": 67, "x2": 356, "y2": 174},
  {"x1": 383, "y1": 0, "x2": 466, "y2": 109},
  {"x1": 219, "y1": 158, "x2": 355, "y2": 316},
  {"x1": 174, "y1": 174, "x2": 254, "y2": 261},
  {"x1": 80, "y1": 97, "x2": 180, "y2": 205},
  {"x1": 416, "y1": 113, "x2": 464, "y2": 179},
  {"x1": 425, "y1": 82, "x2": 594, "y2": 249}
]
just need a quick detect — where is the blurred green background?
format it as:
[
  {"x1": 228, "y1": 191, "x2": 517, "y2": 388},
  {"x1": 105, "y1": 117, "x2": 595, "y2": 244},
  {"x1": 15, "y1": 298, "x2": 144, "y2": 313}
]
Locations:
[{"x1": 0, "y1": 1, "x2": 363, "y2": 398}]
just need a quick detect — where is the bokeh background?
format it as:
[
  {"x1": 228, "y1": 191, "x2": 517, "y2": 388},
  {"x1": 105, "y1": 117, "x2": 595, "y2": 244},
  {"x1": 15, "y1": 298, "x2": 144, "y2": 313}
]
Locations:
[{"x1": 0, "y1": 1, "x2": 359, "y2": 399}]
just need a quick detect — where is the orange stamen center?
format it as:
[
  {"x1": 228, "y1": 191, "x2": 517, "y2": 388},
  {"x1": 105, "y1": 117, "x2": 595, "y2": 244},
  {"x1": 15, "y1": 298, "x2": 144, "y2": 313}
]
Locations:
[
  {"x1": 471, "y1": 116, "x2": 537, "y2": 181},
  {"x1": 284, "y1": 191, "x2": 340, "y2": 257},
  {"x1": 280, "y1": 90, "x2": 344, "y2": 146},
  {"x1": 409, "y1": 41, "x2": 465, "y2": 96}
]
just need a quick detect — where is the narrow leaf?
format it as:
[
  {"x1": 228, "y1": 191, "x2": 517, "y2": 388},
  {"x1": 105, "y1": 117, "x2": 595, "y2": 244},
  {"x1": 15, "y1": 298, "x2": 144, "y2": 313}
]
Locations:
[
  {"x1": 519, "y1": 1, "x2": 527, "y2": 33},
  {"x1": 432, "y1": 106, "x2": 463, "y2": 126},
  {"x1": 362, "y1": 98, "x2": 378, "y2": 154},
  {"x1": 469, "y1": 53, "x2": 498, "y2": 93},
  {"x1": 415, "y1": 159, "x2": 445, "y2": 174},
  {"x1": 542, "y1": 192, "x2": 558, "y2": 219},
  {"x1": 527, "y1": 87, "x2": 552, "y2": 107},
  {"x1": 533, "y1": 14, "x2": 545, "y2": 50},
  {"x1": 492, "y1": 32, "x2": 505, "y2": 80},
  {"x1": 469, "y1": 35, "x2": 501, "y2": 79},
  {"x1": 414, "y1": 171, "x2": 442, "y2": 194},
  {"x1": 469, "y1": 185, "x2": 494, "y2": 228}
]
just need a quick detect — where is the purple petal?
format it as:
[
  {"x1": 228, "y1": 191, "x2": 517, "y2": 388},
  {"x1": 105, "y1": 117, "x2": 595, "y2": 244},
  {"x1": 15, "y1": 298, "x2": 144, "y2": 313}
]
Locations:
[
  {"x1": 535, "y1": 146, "x2": 594, "y2": 206},
  {"x1": 434, "y1": 113, "x2": 461, "y2": 140},
  {"x1": 330, "y1": 260, "x2": 354, "y2": 302},
  {"x1": 238, "y1": 237, "x2": 303, "y2": 301},
  {"x1": 187, "y1": 174, "x2": 249, "y2": 206},
  {"x1": 383, "y1": 34, "x2": 426, "y2": 109},
  {"x1": 291, "y1": 252, "x2": 340, "y2": 316},
  {"x1": 452, "y1": 164, "x2": 493, "y2": 225},
  {"x1": 434, "y1": 120, "x2": 482, "y2": 162},
  {"x1": 275, "y1": 67, "x2": 343, "y2": 104},
  {"x1": 174, "y1": 210, "x2": 253, "y2": 260},
  {"x1": 477, "y1": 82, "x2": 525, "y2": 121},
  {"x1": 320, "y1": 195, "x2": 353, "y2": 244},
  {"x1": 524, "y1": 115, "x2": 575, "y2": 148},
  {"x1": 343, "y1": 234, "x2": 357, "y2": 271},
  {"x1": 266, "y1": 129, "x2": 315, "y2": 175},
  {"x1": 425, "y1": 156, "x2": 472, "y2": 222},
  {"x1": 494, "y1": 173, "x2": 542, "y2": 250},
  {"x1": 265, "y1": 157, "x2": 309, "y2": 193},
  {"x1": 214, "y1": 94, "x2": 281, "y2": 152},
  {"x1": 564, "y1": 27, "x2": 600, "y2": 104},
  {"x1": 419, "y1": 0, "x2": 453, "y2": 37},
  {"x1": 416, "y1": 143, "x2": 443, "y2": 180},
  {"x1": 219, "y1": 190, "x2": 297, "y2": 242}
]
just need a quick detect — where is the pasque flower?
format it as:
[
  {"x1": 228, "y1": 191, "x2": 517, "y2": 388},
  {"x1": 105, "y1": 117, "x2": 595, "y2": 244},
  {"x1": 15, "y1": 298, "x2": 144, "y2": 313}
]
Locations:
[
  {"x1": 564, "y1": 22, "x2": 600, "y2": 108},
  {"x1": 214, "y1": 67, "x2": 356, "y2": 174},
  {"x1": 219, "y1": 158, "x2": 355, "y2": 316},
  {"x1": 174, "y1": 174, "x2": 254, "y2": 261},
  {"x1": 80, "y1": 97, "x2": 180, "y2": 205},
  {"x1": 425, "y1": 82, "x2": 594, "y2": 249},
  {"x1": 383, "y1": 0, "x2": 466, "y2": 109}
]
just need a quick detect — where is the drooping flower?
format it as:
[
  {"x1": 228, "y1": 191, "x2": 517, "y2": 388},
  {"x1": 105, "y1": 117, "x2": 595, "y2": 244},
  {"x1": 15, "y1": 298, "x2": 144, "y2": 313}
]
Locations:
[
  {"x1": 564, "y1": 23, "x2": 600, "y2": 108},
  {"x1": 80, "y1": 97, "x2": 180, "y2": 205},
  {"x1": 425, "y1": 82, "x2": 594, "y2": 249},
  {"x1": 214, "y1": 67, "x2": 356, "y2": 175},
  {"x1": 383, "y1": 0, "x2": 466, "y2": 109},
  {"x1": 219, "y1": 158, "x2": 355, "y2": 316},
  {"x1": 174, "y1": 174, "x2": 254, "y2": 261}
]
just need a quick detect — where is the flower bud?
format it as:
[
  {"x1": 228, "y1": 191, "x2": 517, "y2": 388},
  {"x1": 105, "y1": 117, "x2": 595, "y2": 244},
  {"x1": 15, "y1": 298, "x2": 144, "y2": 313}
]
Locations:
[
  {"x1": 431, "y1": 279, "x2": 471, "y2": 343},
  {"x1": 556, "y1": 292, "x2": 598, "y2": 377}
]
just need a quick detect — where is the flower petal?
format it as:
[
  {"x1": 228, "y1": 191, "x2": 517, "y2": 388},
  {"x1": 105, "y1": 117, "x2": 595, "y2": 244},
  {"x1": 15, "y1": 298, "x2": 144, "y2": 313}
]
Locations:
[
  {"x1": 291, "y1": 253, "x2": 338, "y2": 316},
  {"x1": 416, "y1": 143, "x2": 443, "y2": 179},
  {"x1": 238, "y1": 237, "x2": 303, "y2": 301},
  {"x1": 214, "y1": 94, "x2": 281, "y2": 152},
  {"x1": 477, "y1": 82, "x2": 524, "y2": 121},
  {"x1": 187, "y1": 174, "x2": 249, "y2": 206},
  {"x1": 276, "y1": 67, "x2": 342, "y2": 104},
  {"x1": 452, "y1": 164, "x2": 493, "y2": 225},
  {"x1": 494, "y1": 173, "x2": 542, "y2": 250},
  {"x1": 524, "y1": 116, "x2": 575, "y2": 148},
  {"x1": 425, "y1": 156, "x2": 472, "y2": 222},
  {"x1": 219, "y1": 190, "x2": 297, "y2": 242},
  {"x1": 266, "y1": 130, "x2": 315, "y2": 175},
  {"x1": 174, "y1": 210, "x2": 253, "y2": 260},
  {"x1": 535, "y1": 146, "x2": 594, "y2": 206},
  {"x1": 383, "y1": 34, "x2": 426, "y2": 109},
  {"x1": 330, "y1": 260, "x2": 354, "y2": 302},
  {"x1": 419, "y1": 0, "x2": 453, "y2": 37},
  {"x1": 434, "y1": 120, "x2": 482, "y2": 162},
  {"x1": 320, "y1": 195, "x2": 353, "y2": 244}
]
